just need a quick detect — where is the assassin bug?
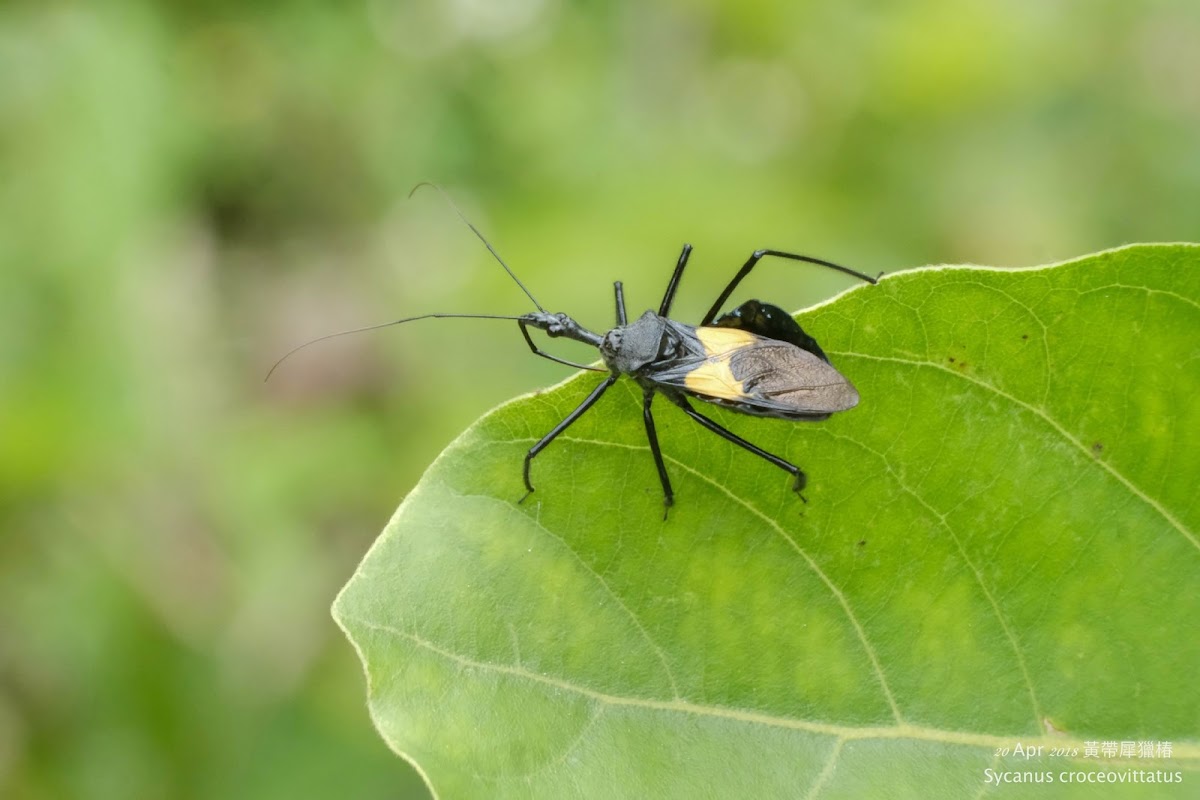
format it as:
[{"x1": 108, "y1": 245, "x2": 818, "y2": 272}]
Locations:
[{"x1": 269, "y1": 185, "x2": 877, "y2": 515}]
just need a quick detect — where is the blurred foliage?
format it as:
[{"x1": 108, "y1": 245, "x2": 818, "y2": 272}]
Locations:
[{"x1": 1, "y1": 0, "x2": 1197, "y2": 797}]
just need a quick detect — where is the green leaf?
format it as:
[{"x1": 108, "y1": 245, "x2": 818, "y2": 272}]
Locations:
[{"x1": 334, "y1": 244, "x2": 1200, "y2": 798}]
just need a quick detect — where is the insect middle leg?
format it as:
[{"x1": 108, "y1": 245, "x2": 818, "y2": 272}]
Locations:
[
  {"x1": 667, "y1": 394, "x2": 808, "y2": 498},
  {"x1": 521, "y1": 374, "x2": 617, "y2": 502},
  {"x1": 641, "y1": 392, "x2": 674, "y2": 518},
  {"x1": 700, "y1": 249, "x2": 877, "y2": 326}
]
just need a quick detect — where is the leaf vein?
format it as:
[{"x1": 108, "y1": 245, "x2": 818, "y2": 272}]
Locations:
[
  {"x1": 448, "y1": 486, "x2": 682, "y2": 699},
  {"x1": 832, "y1": 352, "x2": 1199, "y2": 552},
  {"x1": 802, "y1": 737, "x2": 845, "y2": 800},
  {"x1": 824, "y1": 430, "x2": 1044, "y2": 728},
  {"x1": 349, "y1": 618, "x2": 1200, "y2": 764},
  {"x1": 486, "y1": 433, "x2": 905, "y2": 724}
]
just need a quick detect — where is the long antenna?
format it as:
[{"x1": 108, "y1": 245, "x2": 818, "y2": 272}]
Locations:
[
  {"x1": 409, "y1": 181, "x2": 545, "y2": 312},
  {"x1": 265, "y1": 313, "x2": 524, "y2": 382}
]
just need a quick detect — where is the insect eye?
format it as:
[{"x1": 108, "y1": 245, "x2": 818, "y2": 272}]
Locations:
[{"x1": 601, "y1": 330, "x2": 621, "y2": 355}]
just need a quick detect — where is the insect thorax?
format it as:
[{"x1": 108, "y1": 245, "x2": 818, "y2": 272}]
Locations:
[{"x1": 600, "y1": 310, "x2": 675, "y2": 376}]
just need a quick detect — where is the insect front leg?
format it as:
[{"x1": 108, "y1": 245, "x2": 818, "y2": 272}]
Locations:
[
  {"x1": 521, "y1": 374, "x2": 617, "y2": 502},
  {"x1": 518, "y1": 320, "x2": 605, "y2": 371},
  {"x1": 667, "y1": 394, "x2": 808, "y2": 499},
  {"x1": 641, "y1": 392, "x2": 674, "y2": 519}
]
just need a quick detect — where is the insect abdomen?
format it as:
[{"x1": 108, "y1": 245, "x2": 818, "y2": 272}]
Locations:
[{"x1": 681, "y1": 327, "x2": 858, "y2": 417}]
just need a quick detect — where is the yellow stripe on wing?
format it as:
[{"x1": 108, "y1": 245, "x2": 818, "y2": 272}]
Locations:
[
  {"x1": 683, "y1": 327, "x2": 758, "y2": 400},
  {"x1": 693, "y1": 326, "x2": 757, "y2": 355}
]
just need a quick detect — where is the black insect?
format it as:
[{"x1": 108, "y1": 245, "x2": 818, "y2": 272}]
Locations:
[{"x1": 270, "y1": 185, "x2": 877, "y2": 516}]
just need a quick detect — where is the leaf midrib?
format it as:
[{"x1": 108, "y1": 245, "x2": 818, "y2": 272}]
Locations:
[{"x1": 347, "y1": 616, "x2": 1200, "y2": 767}]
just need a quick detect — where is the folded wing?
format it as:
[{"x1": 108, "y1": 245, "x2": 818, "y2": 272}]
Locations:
[{"x1": 653, "y1": 325, "x2": 859, "y2": 419}]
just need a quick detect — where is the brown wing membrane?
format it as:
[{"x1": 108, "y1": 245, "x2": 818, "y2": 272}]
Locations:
[{"x1": 650, "y1": 325, "x2": 859, "y2": 419}]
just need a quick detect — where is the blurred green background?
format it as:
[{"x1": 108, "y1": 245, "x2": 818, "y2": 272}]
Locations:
[{"x1": 2, "y1": 0, "x2": 1197, "y2": 797}]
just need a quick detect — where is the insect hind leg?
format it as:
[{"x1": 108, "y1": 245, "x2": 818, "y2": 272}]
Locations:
[
  {"x1": 700, "y1": 249, "x2": 877, "y2": 326},
  {"x1": 667, "y1": 394, "x2": 808, "y2": 499}
]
